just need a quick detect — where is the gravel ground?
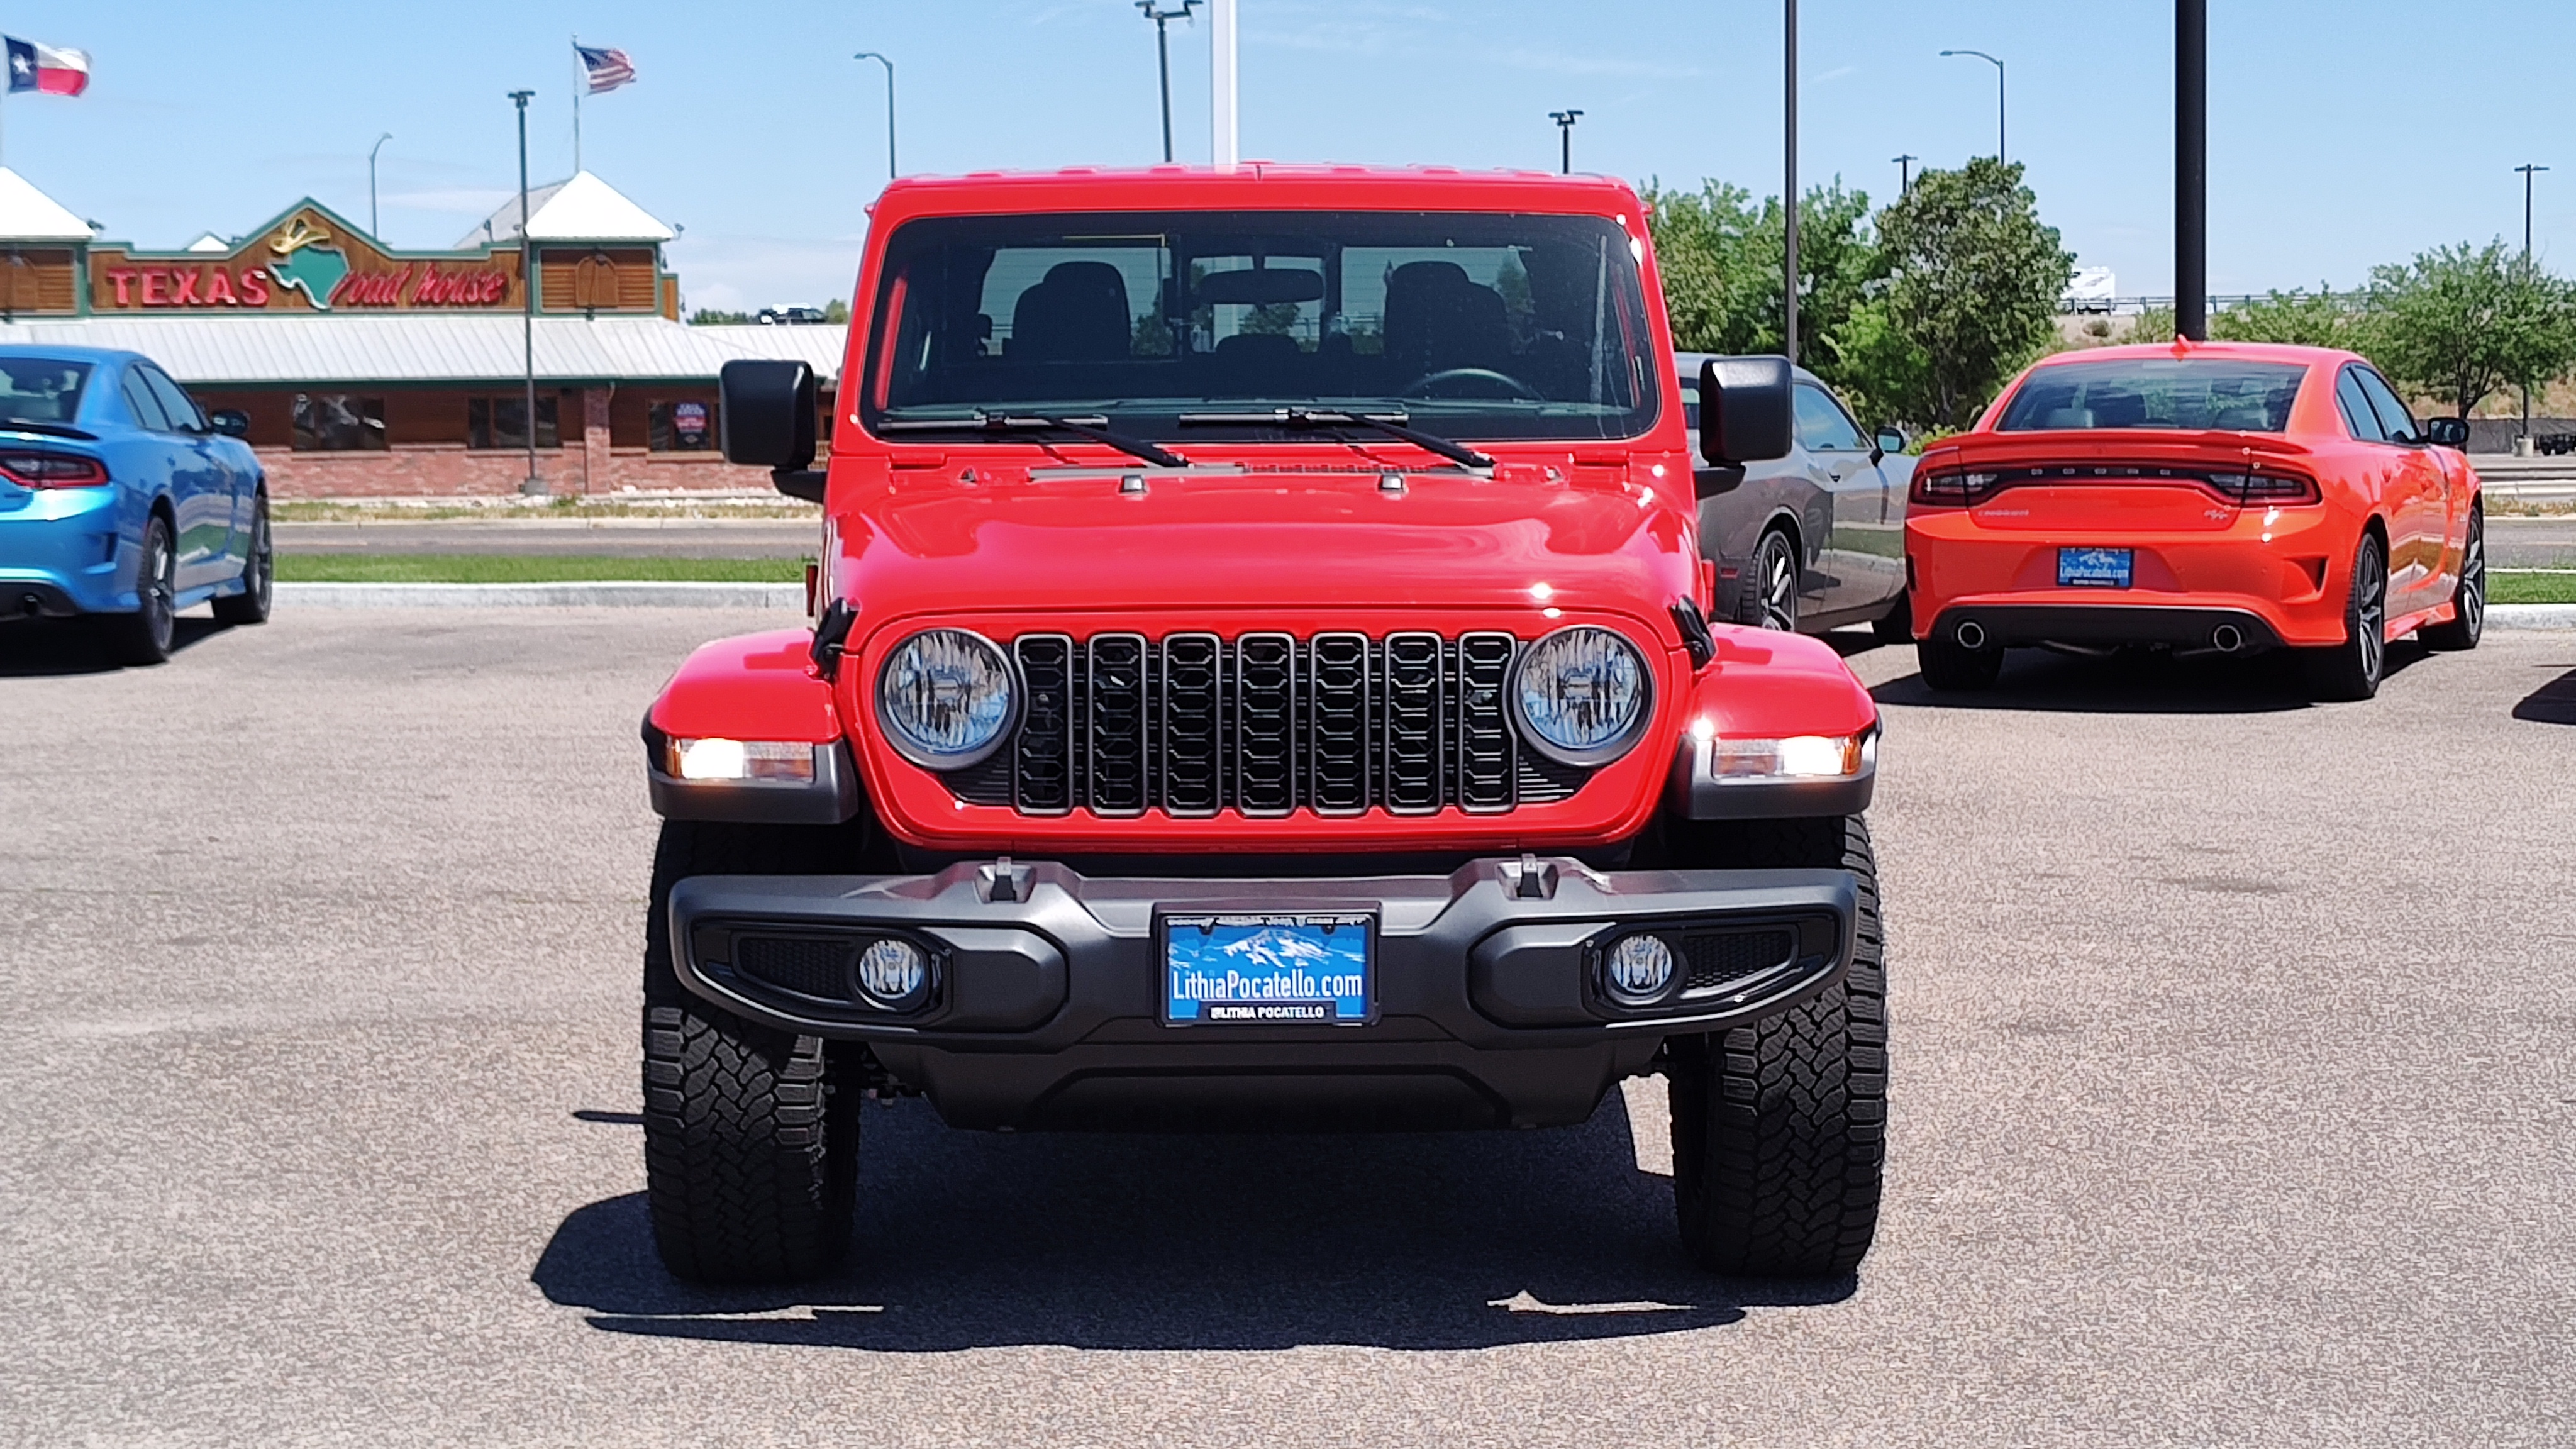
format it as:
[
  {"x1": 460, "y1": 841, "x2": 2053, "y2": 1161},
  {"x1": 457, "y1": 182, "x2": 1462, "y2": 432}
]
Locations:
[{"x1": 0, "y1": 609, "x2": 2570, "y2": 1447}]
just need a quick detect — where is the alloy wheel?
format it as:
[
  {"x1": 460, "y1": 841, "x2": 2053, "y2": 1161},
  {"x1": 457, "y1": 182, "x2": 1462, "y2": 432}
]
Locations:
[
  {"x1": 2355, "y1": 540, "x2": 2385, "y2": 686},
  {"x1": 140, "y1": 523, "x2": 175, "y2": 654},
  {"x1": 1758, "y1": 534, "x2": 1798, "y2": 631},
  {"x1": 2457, "y1": 513, "x2": 2484, "y2": 637}
]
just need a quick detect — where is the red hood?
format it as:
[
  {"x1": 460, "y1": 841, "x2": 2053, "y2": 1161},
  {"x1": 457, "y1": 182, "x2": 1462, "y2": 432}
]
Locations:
[{"x1": 828, "y1": 465, "x2": 1700, "y2": 630}]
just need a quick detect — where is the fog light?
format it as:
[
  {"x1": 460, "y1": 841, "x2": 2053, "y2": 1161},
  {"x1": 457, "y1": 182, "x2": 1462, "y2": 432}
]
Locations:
[
  {"x1": 1604, "y1": 934, "x2": 1675, "y2": 1004},
  {"x1": 669, "y1": 736, "x2": 816, "y2": 783},
  {"x1": 857, "y1": 938, "x2": 928, "y2": 1008}
]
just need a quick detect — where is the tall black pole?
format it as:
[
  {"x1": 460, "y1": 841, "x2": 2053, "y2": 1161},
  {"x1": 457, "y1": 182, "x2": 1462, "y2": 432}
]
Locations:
[
  {"x1": 511, "y1": 91, "x2": 540, "y2": 496},
  {"x1": 1894, "y1": 153, "x2": 1916, "y2": 195},
  {"x1": 1784, "y1": 0, "x2": 1799, "y2": 366},
  {"x1": 2175, "y1": 0, "x2": 2207, "y2": 342},
  {"x1": 1140, "y1": 3, "x2": 1197, "y2": 164},
  {"x1": 2519, "y1": 164, "x2": 2549, "y2": 443},
  {"x1": 1549, "y1": 110, "x2": 1582, "y2": 174}
]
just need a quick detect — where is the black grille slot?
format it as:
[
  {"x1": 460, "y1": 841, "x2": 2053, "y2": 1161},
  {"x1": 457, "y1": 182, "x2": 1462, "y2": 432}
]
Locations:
[
  {"x1": 941, "y1": 630, "x2": 1600, "y2": 816},
  {"x1": 1236, "y1": 632, "x2": 1297, "y2": 816},
  {"x1": 1682, "y1": 930, "x2": 1796, "y2": 992},
  {"x1": 1381, "y1": 631, "x2": 1443, "y2": 814},
  {"x1": 1309, "y1": 632, "x2": 1370, "y2": 814},
  {"x1": 735, "y1": 934, "x2": 855, "y2": 1001},
  {"x1": 1456, "y1": 631, "x2": 1517, "y2": 811},
  {"x1": 1162, "y1": 632, "x2": 1222, "y2": 816},
  {"x1": 1013, "y1": 635, "x2": 1074, "y2": 814},
  {"x1": 1087, "y1": 633, "x2": 1148, "y2": 815}
]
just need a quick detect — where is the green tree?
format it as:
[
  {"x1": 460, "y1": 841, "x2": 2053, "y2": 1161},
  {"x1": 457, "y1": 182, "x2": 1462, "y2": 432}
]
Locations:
[
  {"x1": 2212, "y1": 287, "x2": 2372, "y2": 350},
  {"x1": 1837, "y1": 158, "x2": 2072, "y2": 429},
  {"x1": 2367, "y1": 240, "x2": 2576, "y2": 418},
  {"x1": 1644, "y1": 177, "x2": 1883, "y2": 387},
  {"x1": 823, "y1": 298, "x2": 851, "y2": 325},
  {"x1": 689, "y1": 308, "x2": 754, "y2": 325}
]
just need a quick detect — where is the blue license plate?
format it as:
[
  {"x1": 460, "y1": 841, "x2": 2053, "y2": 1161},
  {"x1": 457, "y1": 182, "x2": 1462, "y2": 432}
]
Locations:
[
  {"x1": 2057, "y1": 546, "x2": 2134, "y2": 589},
  {"x1": 1162, "y1": 911, "x2": 1375, "y2": 1026}
]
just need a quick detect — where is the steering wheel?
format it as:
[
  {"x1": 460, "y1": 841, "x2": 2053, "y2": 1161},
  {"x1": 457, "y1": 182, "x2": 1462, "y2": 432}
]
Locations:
[{"x1": 1397, "y1": 367, "x2": 1546, "y2": 402}]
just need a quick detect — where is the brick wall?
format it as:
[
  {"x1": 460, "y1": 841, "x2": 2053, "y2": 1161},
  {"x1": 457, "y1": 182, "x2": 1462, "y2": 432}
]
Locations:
[{"x1": 250, "y1": 443, "x2": 777, "y2": 499}]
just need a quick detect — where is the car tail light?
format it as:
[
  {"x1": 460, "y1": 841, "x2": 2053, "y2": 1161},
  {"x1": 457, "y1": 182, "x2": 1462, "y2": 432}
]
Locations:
[
  {"x1": 1911, "y1": 470, "x2": 2001, "y2": 507},
  {"x1": 2205, "y1": 470, "x2": 2319, "y2": 505},
  {"x1": 0, "y1": 452, "x2": 108, "y2": 488}
]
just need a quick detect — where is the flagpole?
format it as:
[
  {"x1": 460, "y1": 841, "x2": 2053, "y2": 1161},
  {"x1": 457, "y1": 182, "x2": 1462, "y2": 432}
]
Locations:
[{"x1": 571, "y1": 36, "x2": 582, "y2": 173}]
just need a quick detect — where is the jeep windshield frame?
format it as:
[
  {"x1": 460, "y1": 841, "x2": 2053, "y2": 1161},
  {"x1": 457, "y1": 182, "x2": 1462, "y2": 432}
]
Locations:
[{"x1": 857, "y1": 209, "x2": 1662, "y2": 450}]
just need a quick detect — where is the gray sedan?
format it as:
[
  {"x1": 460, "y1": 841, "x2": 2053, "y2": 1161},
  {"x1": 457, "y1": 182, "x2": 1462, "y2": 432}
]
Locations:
[{"x1": 1679, "y1": 353, "x2": 1913, "y2": 638}]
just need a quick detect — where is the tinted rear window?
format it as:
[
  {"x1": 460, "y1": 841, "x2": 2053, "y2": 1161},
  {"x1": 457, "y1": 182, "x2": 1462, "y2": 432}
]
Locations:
[
  {"x1": 1996, "y1": 358, "x2": 2309, "y2": 433},
  {"x1": 0, "y1": 356, "x2": 92, "y2": 427}
]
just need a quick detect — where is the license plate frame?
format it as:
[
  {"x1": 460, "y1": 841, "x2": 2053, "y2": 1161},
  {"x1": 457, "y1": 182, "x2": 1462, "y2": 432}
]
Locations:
[
  {"x1": 1159, "y1": 910, "x2": 1377, "y2": 1027},
  {"x1": 2057, "y1": 545, "x2": 2135, "y2": 589}
]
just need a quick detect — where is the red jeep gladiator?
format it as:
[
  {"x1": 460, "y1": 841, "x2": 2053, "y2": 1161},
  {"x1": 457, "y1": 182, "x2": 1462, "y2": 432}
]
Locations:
[{"x1": 643, "y1": 167, "x2": 1887, "y2": 1284}]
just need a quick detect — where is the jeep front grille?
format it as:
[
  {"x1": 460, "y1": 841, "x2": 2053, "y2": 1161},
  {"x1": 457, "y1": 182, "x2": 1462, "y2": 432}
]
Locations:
[{"x1": 939, "y1": 631, "x2": 1592, "y2": 816}]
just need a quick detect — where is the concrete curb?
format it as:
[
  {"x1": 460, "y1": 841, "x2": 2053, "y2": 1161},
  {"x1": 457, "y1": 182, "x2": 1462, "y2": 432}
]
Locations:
[
  {"x1": 276, "y1": 582, "x2": 801, "y2": 609},
  {"x1": 2486, "y1": 604, "x2": 2576, "y2": 630}
]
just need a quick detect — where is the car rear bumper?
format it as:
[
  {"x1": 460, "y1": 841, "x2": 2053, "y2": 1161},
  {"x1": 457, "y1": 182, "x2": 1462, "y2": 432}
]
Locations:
[
  {"x1": 665, "y1": 856, "x2": 1857, "y2": 1131},
  {"x1": 0, "y1": 488, "x2": 128, "y2": 616},
  {"x1": 1906, "y1": 506, "x2": 2351, "y2": 647}
]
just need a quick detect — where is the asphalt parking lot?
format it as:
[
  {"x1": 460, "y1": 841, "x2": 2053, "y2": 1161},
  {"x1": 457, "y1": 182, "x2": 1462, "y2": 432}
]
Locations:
[{"x1": 2, "y1": 609, "x2": 2571, "y2": 1446}]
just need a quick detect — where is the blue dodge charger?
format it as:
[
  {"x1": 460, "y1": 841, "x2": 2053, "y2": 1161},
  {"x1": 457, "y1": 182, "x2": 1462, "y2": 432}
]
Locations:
[{"x1": 0, "y1": 345, "x2": 271, "y2": 663}]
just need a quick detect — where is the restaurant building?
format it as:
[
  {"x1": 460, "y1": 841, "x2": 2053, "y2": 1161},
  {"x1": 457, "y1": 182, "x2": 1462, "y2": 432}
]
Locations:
[{"x1": 0, "y1": 167, "x2": 845, "y2": 497}]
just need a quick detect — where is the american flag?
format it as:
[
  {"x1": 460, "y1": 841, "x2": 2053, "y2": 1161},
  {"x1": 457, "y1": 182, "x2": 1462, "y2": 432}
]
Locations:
[{"x1": 576, "y1": 43, "x2": 635, "y2": 94}]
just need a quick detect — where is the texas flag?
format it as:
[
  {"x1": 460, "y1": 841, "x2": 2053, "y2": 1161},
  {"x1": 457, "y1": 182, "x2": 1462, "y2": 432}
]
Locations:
[{"x1": 5, "y1": 36, "x2": 90, "y2": 96}]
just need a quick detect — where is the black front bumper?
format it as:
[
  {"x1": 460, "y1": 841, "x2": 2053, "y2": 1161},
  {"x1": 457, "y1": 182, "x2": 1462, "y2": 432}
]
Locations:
[{"x1": 667, "y1": 857, "x2": 1855, "y2": 1132}]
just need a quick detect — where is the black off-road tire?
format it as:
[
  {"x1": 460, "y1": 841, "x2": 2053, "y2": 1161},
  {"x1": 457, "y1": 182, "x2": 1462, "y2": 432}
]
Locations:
[
  {"x1": 1916, "y1": 633, "x2": 2001, "y2": 691},
  {"x1": 211, "y1": 492, "x2": 273, "y2": 626},
  {"x1": 1665, "y1": 815, "x2": 1887, "y2": 1278},
  {"x1": 97, "y1": 512, "x2": 177, "y2": 666},
  {"x1": 1736, "y1": 528, "x2": 1800, "y2": 631},
  {"x1": 642, "y1": 818, "x2": 869, "y2": 1284},
  {"x1": 2419, "y1": 503, "x2": 2483, "y2": 652},
  {"x1": 2302, "y1": 530, "x2": 2388, "y2": 701}
]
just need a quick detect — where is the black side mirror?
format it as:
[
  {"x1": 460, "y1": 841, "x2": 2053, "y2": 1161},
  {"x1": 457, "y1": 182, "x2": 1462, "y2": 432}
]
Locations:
[
  {"x1": 207, "y1": 409, "x2": 250, "y2": 440},
  {"x1": 719, "y1": 358, "x2": 824, "y2": 501},
  {"x1": 2424, "y1": 416, "x2": 2469, "y2": 449},
  {"x1": 1697, "y1": 356, "x2": 1794, "y2": 467}
]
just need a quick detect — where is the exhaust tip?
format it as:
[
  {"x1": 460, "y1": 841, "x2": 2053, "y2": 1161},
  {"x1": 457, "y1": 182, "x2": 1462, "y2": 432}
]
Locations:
[
  {"x1": 1953, "y1": 619, "x2": 1988, "y2": 651},
  {"x1": 2210, "y1": 623, "x2": 2245, "y2": 653}
]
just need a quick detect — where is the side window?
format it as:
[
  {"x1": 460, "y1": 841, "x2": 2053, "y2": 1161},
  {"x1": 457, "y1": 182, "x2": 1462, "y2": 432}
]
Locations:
[
  {"x1": 2355, "y1": 369, "x2": 2421, "y2": 445},
  {"x1": 119, "y1": 371, "x2": 173, "y2": 433},
  {"x1": 1793, "y1": 383, "x2": 1867, "y2": 451},
  {"x1": 141, "y1": 366, "x2": 206, "y2": 433},
  {"x1": 2334, "y1": 367, "x2": 2384, "y2": 442},
  {"x1": 1677, "y1": 374, "x2": 1701, "y2": 431}
]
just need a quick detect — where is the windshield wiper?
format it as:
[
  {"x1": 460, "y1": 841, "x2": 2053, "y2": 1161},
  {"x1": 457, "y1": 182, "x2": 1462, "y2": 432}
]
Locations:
[
  {"x1": 877, "y1": 410, "x2": 1189, "y2": 469},
  {"x1": 1177, "y1": 407, "x2": 1496, "y2": 471}
]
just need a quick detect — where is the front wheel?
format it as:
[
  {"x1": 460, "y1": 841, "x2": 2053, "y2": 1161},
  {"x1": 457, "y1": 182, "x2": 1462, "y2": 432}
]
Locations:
[
  {"x1": 2301, "y1": 531, "x2": 2388, "y2": 701},
  {"x1": 1665, "y1": 816, "x2": 1887, "y2": 1278},
  {"x1": 1736, "y1": 528, "x2": 1800, "y2": 631},
  {"x1": 2419, "y1": 505, "x2": 2483, "y2": 652},
  {"x1": 212, "y1": 493, "x2": 274, "y2": 626},
  {"x1": 642, "y1": 819, "x2": 866, "y2": 1284}
]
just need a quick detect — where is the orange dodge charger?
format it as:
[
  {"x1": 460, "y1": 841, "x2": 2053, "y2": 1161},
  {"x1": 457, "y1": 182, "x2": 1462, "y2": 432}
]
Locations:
[{"x1": 1904, "y1": 340, "x2": 2484, "y2": 699}]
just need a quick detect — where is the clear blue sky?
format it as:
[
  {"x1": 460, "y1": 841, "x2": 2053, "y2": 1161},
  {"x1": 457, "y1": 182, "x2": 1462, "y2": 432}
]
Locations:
[{"x1": 12, "y1": 1, "x2": 2575, "y2": 313}]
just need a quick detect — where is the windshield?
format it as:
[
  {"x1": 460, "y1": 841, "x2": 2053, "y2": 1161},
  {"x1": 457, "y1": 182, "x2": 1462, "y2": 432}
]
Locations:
[
  {"x1": 1996, "y1": 358, "x2": 2309, "y2": 434},
  {"x1": 860, "y1": 209, "x2": 1660, "y2": 445},
  {"x1": 0, "y1": 356, "x2": 94, "y2": 428}
]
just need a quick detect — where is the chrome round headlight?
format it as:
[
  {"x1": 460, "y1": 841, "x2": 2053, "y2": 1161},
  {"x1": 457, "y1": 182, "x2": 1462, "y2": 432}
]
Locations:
[
  {"x1": 876, "y1": 628, "x2": 1018, "y2": 769},
  {"x1": 1509, "y1": 625, "x2": 1650, "y2": 766}
]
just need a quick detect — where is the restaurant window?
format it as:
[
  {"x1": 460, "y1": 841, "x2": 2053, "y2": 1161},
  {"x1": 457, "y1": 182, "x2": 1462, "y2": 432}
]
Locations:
[
  {"x1": 469, "y1": 394, "x2": 561, "y2": 450},
  {"x1": 649, "y1": 399, "x2": 716, "y2": 452},
  {"x1": 292, "y1": 394, "x2": 388, "y2": 452}
]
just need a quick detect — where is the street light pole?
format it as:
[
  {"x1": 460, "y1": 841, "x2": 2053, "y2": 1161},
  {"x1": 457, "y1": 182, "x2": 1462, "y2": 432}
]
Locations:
[
  {"x1": 2519, "y1": 162, "x2": 2550, "y2": 444},
  {"x1": 1784, "y1": 0, "x2": 1799, "y2": 367},
  {"x1": 1939, "y1": 49, "x2": 2005, "y2": 162},
  {"x1": 1893, "y1": 153, "x2": 1917, "y2": 195},
  {"x1": 509, "y1": 91, "x2": 542, "y2": 496},
  {"x1": 1549, "y1": 109, "x2": 1583, "y2": 174},
  {"x1": 1138, "y1": 2, "x2": 1199, "y2": 164},
  {"x1": 369, "y1": 132, "x2": 392, "y2": 237},
  {"x1": 2175, "y1": 0, "x2": 2207, "y2": 342},
  {"x1": 855, "y1": 52, "x2": 896, "y2": 180}
]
